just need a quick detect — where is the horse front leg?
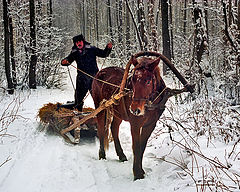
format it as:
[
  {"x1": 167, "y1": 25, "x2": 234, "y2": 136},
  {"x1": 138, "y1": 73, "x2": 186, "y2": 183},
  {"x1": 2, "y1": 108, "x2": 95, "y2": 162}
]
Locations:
[
  {"x1": 140, "y1": 120, "x2": 162, "y2": 169},
  {"x1": 136, "y1": 112, "x2": 163, "y2": 175},
  {"x1": 131, "y1": 124, "x2": 144, "y2": 180}
]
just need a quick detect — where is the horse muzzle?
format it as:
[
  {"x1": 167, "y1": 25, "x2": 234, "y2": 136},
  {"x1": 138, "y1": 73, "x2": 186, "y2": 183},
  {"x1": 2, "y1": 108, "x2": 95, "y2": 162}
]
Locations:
[{"x1": 130, "y1": 100, "x2": 146, "y2": 116}]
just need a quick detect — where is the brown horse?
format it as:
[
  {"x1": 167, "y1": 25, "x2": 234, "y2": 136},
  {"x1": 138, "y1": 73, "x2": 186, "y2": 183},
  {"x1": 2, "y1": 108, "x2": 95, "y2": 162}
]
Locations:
[{"x1": 91, "y1": 53, "x2": 191, "y2": 180}]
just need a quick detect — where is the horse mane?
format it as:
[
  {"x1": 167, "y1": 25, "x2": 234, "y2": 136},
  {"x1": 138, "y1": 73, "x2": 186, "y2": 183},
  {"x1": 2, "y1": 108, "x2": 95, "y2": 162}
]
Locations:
[
  {"x1": 154, "y1": 66, "x2": 166, "y2": 90},
  {"x1": 134, "y1": 57, "x2": 152, "y2": 70},
  {"x1": 133, "y1": 57, "x2": 166, "y2": 90}
]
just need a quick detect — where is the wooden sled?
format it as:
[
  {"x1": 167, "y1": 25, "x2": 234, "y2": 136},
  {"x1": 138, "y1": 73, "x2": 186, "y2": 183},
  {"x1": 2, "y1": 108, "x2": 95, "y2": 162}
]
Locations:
[{"x1": 38, "y1": 103, "x2": 98, "y2": 144}]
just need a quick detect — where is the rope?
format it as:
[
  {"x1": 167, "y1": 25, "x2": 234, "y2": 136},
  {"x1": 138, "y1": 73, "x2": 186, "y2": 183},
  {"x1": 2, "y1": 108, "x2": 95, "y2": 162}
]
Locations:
[
  {"x1": 67, "y1": 66, "x2": 75, "y2": 90},
  {"x1": 99, "y1": 57, "x2": 107, "y2": 70},
  {"x1": 152, "y1": 87, "x2": 167, "y2": 104},
  {"x1": 70, "y1": 64, "x2": 130, "y2": 91}
]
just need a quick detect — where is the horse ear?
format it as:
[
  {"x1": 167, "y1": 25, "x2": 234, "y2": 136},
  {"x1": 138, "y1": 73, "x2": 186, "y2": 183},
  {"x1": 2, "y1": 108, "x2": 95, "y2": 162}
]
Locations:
[
  {"x1": 131, "y1": 56, "x2": 138, "y2": 66},
  {"x1": 147, "y1": 57, "x2": 160, "y2": 71}
]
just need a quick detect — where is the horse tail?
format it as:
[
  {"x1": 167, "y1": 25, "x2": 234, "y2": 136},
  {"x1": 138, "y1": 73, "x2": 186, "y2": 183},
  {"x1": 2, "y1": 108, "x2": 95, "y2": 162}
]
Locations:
[{"x1": 104, "y1": 107, "x2": 113, "y2": 150}]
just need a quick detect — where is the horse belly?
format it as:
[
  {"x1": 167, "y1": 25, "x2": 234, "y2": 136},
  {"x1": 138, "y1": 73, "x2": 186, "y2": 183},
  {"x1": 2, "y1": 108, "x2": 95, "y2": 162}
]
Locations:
[{"x1": 92, "y1": 67, "x2": 124, "y2": 106}]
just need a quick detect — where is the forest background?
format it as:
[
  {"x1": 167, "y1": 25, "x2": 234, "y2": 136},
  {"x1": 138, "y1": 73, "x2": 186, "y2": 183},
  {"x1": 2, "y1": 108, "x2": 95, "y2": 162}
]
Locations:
[
  {"x1": 1, "y1": 0, "x2": 239, "y2": 99},
  {"x1": 0, "y1": 1, "x2": 240, "y2": 191}
]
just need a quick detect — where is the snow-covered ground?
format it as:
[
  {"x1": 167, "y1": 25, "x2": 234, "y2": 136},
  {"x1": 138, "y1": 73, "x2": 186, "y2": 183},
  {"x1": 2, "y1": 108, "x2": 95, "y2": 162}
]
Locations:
[{"x1": 0, "y1": 69, "x2": 239, "y2": 192}]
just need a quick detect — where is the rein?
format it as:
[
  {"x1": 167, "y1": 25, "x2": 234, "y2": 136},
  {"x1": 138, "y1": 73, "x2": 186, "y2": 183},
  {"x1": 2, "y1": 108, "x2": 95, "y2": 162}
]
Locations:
[
  {"x1": 151, "y1": 87, "x2": 167, "y2": 104},
  {"x1": 67, "y1": 66, "x2": 75, "y2": 90},
  {"x1": 132, "y1": 86, "x2": 168, "y2": 109},
  {"x1": 70, "y1": 64, "x2": 130, "y2": 91}
]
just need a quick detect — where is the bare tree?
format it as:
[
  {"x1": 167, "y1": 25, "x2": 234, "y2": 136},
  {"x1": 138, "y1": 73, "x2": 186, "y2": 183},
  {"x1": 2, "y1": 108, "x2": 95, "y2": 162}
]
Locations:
[
  {"x1": 238, "y1": 0, "x2": 240, "y2": 30},
  {"x1": 161, "y1": 0, "x2": 172, "y2": 74},
  {"x1": 125, "y1": 0, "x2": 131, "y2": 55},
  {"x1": 95, "y1": 0, "x2": 99, "y2": 44},
  {"x1": 137, "y1": 0, "x2": 148, "y2": 50},
  {"x1": 107, "y1": 0, "x2": 114, "y2": 42},
  {"x1": 169, "y1": 0, "x2": 174, "y2": 59},
  {"x1": 125, "y1": 0, "x2": 143, "y2": 51},
  {"x1": 190, "y1": 0, "x2": 209, "y2": 72},
  {"x1": 29, "y1": 0, "x2": 37, "y2": 89},
  {"x1": 8, "y1": 0, "x2": 16, "y2": 88},
  {"x1": 3, "y1": 0, "x2": 14, "y2": 94},
  {"x1": 148, "y1": 0, "x2": 158, "y2": 51},
  {"x1": 183, "y1": 0, "x2": 188, "y2": 38},
  {"x1": 117, "y1": 0, "x2": 123, "y2": 52}
]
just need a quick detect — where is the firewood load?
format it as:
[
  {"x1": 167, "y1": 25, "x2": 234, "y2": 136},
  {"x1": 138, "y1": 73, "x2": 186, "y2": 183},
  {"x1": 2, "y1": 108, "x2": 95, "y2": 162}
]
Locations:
[{"x1": 37, "y1": 103, "x2": 97, "y2": 144}]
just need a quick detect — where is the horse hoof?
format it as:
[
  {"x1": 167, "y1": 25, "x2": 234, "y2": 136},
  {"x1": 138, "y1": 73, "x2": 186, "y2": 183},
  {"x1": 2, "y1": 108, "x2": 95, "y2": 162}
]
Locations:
[
  {"x1": 99, "y1": 150, "x2": 106, "y2": 160},
  {"x1": 119, "y1": 155, "x2": 128, "y2": 162},
  {"x1": 134, "y1": 174, "x2": 144, "y2": 181}
]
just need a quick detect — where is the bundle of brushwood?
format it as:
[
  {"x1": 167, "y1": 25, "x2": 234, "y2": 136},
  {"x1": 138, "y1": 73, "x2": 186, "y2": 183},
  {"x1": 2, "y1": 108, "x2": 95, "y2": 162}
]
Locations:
[{"x1": 38, "y1": 103, "x2": 97, "y2": 144}]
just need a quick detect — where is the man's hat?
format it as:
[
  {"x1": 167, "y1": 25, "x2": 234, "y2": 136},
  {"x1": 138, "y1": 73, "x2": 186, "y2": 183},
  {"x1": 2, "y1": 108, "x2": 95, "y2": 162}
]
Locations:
[
  {"x1": 72, "y1": 34, "x2": 90, "y2": 44},
  {"x1": 73, "y1": 34, "x2": 84, "y2": 43}
]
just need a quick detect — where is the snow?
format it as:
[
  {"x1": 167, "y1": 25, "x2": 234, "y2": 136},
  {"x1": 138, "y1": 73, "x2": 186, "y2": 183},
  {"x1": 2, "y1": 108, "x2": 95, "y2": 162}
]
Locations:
[{"x1": 0, "y1": 71, "x2": 239, "y2": 192}]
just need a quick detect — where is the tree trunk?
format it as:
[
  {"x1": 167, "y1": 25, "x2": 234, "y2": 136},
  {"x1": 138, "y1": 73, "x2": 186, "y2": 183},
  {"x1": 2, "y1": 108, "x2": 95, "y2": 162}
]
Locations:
[
  {"x1": 125, "y1": 0, "x2": 143, "y2": 50},
  {"x1": 238, "y1": 0, "x2": 240, "y2": 30},
  {"x1": 107, "y1": 0, "x2": 114, "y2": 42},
  {"x1": 49, "y1": 0, "x2": 53, "y2": 28},
  {"x1": 156, "y1": 0, "x2": 161, "y2": 32},
  {"x1": 228, "y1": 0, "x2": 232, "y2": 26},
  {"x1": 95, "y1": 0, "x2": 99, "y2": 44},
  {"x1": 8, "y1": 0, "x2": 17, "y2": 87},
  {"x1": 204, "y1": 0, "x2": 209, "y2": 44},
  {"x1": 118, "y1": 0, "x2": 123, "y2": 52},
  {"x1": 148, "y1": 0, "x2": 158, "y2": 51},
  {"x1": 3, "y1": 0, "x2": 14, "y2": 94},
  {"x1": 183, "y1": 0, "x2": 188, "y2": 38},
  {"x1": 125, "y1": 0, "x2": 131, "y2": 56},
  {"x1": 29, "y1": 0, "x2": 37, "y2": 89},
  {"x1": 161, "y1": 0, "x2": 172, "y2": 74},
  {"x1": 82, "y1": 0, "x2": 86, "y2": 36},
  {"x1": 169, "y1": 0, "x2": 174, "y2": 59},
  {"x1": 237, "y1": 0, "x2": 240, "y2": 77},
  {"x1": 137, "y1": 0, "x2": 148, "y2": 50},
  {"x1": 192, "y1": 0, "x2": 208, "y2": 65}
]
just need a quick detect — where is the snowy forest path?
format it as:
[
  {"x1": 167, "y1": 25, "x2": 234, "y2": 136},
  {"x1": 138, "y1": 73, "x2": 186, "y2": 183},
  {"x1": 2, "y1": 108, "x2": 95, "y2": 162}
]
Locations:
[{"x1": 0, "y1": 85, "x2": 196, "y2": 192}]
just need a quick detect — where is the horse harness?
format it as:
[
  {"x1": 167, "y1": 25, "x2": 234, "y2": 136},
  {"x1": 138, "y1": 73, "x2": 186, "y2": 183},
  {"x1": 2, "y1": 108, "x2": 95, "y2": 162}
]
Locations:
[{"x1": 124, "y1": 68, "x2": 168, "y2": 112}]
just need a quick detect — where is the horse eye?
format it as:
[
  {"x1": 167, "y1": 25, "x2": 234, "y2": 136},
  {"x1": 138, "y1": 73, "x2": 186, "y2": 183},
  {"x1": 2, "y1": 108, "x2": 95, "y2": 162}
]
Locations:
[{"x1": 146, "y1": 80, "x2": 151, "y2": 85}]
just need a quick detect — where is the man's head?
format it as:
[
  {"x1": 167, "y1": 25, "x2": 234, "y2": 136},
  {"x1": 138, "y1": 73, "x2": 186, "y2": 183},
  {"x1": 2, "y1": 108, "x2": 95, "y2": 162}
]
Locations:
[
  {"x1": 75, "y1": 40, "x2": 84, "y2": 49},
  {"x1": 73, "y1": 34, "x2": 87, "y2": 49}
]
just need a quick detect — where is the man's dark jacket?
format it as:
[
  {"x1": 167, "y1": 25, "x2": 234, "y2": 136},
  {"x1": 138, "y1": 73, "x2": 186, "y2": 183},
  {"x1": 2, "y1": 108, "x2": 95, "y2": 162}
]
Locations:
[
  {"x1": 61, "y1": 43, "x2": 111, "y2": 111},
  {"x1": 63, "y1": 44, "x2": 111, "y2": 78}
]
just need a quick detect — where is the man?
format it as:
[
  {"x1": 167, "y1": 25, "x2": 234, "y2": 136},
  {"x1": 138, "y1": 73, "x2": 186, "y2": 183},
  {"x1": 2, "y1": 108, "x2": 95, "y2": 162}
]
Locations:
[{"x1": 61, "y1": 34, "x2": 112, "y2": 111}]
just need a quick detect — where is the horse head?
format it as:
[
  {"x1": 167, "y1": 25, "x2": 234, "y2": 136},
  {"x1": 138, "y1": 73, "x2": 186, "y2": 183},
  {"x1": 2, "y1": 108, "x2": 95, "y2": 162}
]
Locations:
[{"x1": 129, "y1": 57, "x2": 160, "y2": 116}]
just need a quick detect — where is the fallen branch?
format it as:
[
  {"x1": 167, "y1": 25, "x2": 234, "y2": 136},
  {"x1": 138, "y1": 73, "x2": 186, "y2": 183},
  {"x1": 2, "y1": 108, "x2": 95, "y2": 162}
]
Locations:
[
  {"x1": 0, "y1": 156, "x2": 12, "y2": 168},
  {"x1": 228, "y1": 138, "x2": 240, "y2": 158}
]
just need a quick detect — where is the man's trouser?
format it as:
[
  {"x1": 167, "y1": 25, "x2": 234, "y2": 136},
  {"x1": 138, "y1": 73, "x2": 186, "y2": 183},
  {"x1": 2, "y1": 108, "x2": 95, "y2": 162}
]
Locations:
[{"x1": 74, "y1": 74, "x2": 93, "y2": 111}]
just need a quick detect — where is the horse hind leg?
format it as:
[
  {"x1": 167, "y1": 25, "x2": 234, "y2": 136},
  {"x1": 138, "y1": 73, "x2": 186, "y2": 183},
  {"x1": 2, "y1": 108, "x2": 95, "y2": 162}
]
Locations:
[
  {"x1": 111, "y1": 117, "x2": 127, "y2": 162},
  {"x1": 97, "y1": 110, "x2": 107, "y2": 160}
]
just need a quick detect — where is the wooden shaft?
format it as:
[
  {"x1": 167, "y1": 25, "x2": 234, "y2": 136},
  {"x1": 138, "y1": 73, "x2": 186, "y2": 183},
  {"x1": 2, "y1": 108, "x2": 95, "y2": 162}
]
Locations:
[
  {"x1": 120, "y1": 56, "x2": 132, "y2": 92},
  {"x1": 60, "y1": 91, "x2": 127, "y2": 135}
]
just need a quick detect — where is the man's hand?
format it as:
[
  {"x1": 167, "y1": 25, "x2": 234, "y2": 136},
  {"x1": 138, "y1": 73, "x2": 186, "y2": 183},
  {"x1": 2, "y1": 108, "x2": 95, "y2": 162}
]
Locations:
[
  {"x1": 61, "y1": 59, "x2": 70, "y2": 66},
  {"x1": 107, "y1": 42, "x2": 112, "y2": 49}
]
